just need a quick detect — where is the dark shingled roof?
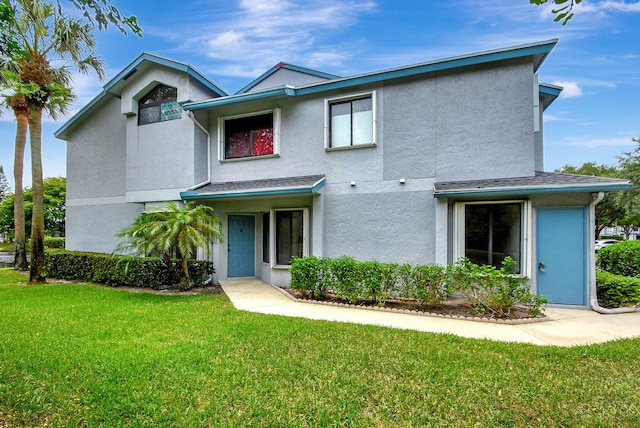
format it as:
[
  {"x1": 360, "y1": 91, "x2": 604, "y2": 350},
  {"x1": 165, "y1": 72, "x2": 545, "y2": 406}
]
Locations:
[
  {"x1": 434, "y1": 171, "x2": 631, "y2": 197},
  {"x1": 182, "y1": 175, "x2": 325, "y2": 200}
]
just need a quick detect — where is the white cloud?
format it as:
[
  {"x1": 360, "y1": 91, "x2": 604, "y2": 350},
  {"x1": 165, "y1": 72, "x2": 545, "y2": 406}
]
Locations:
[
  {"x1": 553, "y1": 80, "x2": 584, "y2": 98},
  {"x1": 597, "y1": 1, "x2": 640, "y2": 13},
  {"x1": 567, "y1": 136, "x2": 637, "y2": 148},
  {"x1": 180, "y1": 0, "x2": 377, "y2": 78},
  {"x1": 543, "y1": 113, "x2": 571, "y2": 122}
]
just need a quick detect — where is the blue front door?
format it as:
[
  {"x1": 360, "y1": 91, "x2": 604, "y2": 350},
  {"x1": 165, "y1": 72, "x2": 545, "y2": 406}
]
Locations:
[
  {"x1": 537, "y1": 207, "x2": 587, "y2": 305},
  {"x1": 228, "y1": 215, "x2": 255, "y2": 277}
]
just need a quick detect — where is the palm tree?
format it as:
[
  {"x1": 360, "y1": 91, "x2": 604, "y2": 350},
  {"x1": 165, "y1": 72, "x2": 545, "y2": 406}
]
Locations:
[
  {"x1": 10, "y1": 93, "x2": 29, "y2": 270},
  {"x1": 116, "y1": 202, "x2": 224, "y2": 291},
  {"x1": 10, "y1": 0, "x2": 103, "y2": 282},
  {"x1": 1, "y1": 65, "x2": 70, "y2": 270}
]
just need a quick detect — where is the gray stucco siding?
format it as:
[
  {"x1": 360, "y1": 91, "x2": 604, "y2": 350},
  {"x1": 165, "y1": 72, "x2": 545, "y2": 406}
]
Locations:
[
  {"x1": 65, "y1": 202, "x2": 142, "y2": 254},
  {"x1": 125, "y1": 117, "x2": 195, "y2": 192},
  {"x1": 433, "y1": 59, "x2": 535, "y2": 182},
  {"x1": 66, "y1": 95, "x2": 126, "y2": 200},
  {"x1": 382, "y1": 75, "x2": 438, "y2": 180},
  {"x1": 323, "y1": 189, "x2": 436, "y2": 265}
]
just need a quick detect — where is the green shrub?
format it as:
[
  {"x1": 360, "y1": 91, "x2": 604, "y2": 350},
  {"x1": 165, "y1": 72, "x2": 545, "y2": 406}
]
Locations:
[
  {"x1": 407, "y1": 264, "x2": 451, "y2": 305},
  {"x1": 44, "y1": 250, "x2": 214, "y2": 290},
  {"x1": 597, "y1": 240, "x2": 640, "y2": 278},
  {"x1": 598, "y1": 235, "x2": 622, "y2": 240},
  {"x1": 596, "y1": 270, "x2": 640, "y2": 308},
  {"x1": 330, "y1": 256, "x2": 362, "y2": 304},
  {"x1": 358, "y1": 260, "x2": 393, "y2": 305},
  {"x1": 449, "y1": 257, "x2": 546, "y2": 317},
  {"x1": 44, "y1": 237, "x2": 65, "y2": 249},
  {"x1": 290, "y1": 256, "x2": 325, "y2": 298},
  {"x1": 290, "y1": 256, "x2": 547, "y2": 316}
]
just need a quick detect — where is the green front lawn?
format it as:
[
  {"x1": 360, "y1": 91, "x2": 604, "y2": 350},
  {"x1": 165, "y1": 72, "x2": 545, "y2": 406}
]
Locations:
[
  {"x1": 1, "y1": 268, "x2": 639, "y2": 427},
  {"x1": 0, "y1": 242, "x2": 15, "y2": 252}
]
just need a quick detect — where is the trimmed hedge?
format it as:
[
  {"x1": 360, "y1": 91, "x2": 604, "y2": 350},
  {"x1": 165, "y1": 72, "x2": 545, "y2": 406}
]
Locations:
[
  {"x1": 596, "y1": 271, "x2": 640, "y2": 308},
  {"x1": 44, "y1": 237, "x2": 65, "y2": 249},
  {"x1": 594, "y1": 242, "x2": 640, "y2": 308},
  {"x1": 290, "y1": 256, "x2": 546, "y2": 316},
  {"x1": 597, "y1": 240, "x2": 640, "y2": 278},
  {"x1": 45, "y1": 250, "x2": 214, "y2": 290}
]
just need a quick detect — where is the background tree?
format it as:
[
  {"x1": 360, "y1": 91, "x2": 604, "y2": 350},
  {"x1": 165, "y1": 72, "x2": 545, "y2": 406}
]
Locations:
[
  {"x1": 556, "y1": 162, "x2": 626, "y2": 238},
  {"x1": 116, "y1": 202, "x2": 224, "y2": 291},
  {"x1": 0, "y1": 165, "x2": 9, "y2": 201},
  {"x1": 1, "y1": 0, "x2": 140, "y2": 59},
  {"x1": 42, "y1": 176, "x2": 65, "y2": 236},
  {"x1": 66, "y1": 0, "x2": 141, "y2": 35},
  {"x1": 0, "y1": 177, "x2": 66, "y2": 238},
  {"x1": 615, "y1": 138, "x2": 640, "y2": 215},
  {"x1": 530, "y1": 0, "x2": 583, "y2": 25},
  {"x1": 618, "y1": 212, "x2": 640, "y2": 240}
]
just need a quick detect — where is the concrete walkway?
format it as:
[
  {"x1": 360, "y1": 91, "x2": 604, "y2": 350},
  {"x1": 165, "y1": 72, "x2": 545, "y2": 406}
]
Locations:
[{"x1": 221, "y1": 279, "x2": 640, "y2": 347}]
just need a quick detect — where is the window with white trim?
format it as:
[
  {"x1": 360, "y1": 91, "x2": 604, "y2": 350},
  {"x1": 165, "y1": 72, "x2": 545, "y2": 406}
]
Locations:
[
  {"x1": 219, "y1": 109, "x2": 280, "y2": 160},
  {"x1": 138, "y1": 84, "x2": 180, "y2": 125},
  {"x1": 271, "y1": 208, "x2": 308, "y2": 267},
  {"x1": 325, "y1": 92, "x2": 376, "y2": 149},
  {"x1": 454, "y1": 201, "x2": 530, "y2": 274}
]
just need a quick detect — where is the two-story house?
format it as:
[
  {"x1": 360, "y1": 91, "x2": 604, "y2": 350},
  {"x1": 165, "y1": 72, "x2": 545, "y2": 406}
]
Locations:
[{"x1": 55, "y1": 39, "x2": 630, "y2": 307}]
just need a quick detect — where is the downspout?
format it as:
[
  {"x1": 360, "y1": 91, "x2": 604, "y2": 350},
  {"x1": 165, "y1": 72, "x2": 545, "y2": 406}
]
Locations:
[
  {"x1": 589, "y1": 191, "x2": 640, "y2": 314},
  {"x1": 186, "y1": 110, "x2": 211, "y2": 191}
]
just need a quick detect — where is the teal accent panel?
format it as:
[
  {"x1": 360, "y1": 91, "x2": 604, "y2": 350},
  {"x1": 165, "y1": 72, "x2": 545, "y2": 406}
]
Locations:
[
  {"x1": 228, "y1": 215, "x2": 255, "y2": 277},
  {"x1": 537, "y1": 207, "x2": 587, "y2": 305}
]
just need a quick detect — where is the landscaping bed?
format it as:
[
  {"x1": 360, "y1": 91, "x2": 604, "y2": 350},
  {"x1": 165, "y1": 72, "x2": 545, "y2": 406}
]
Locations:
[
  {"x1": 289, "y1": 256, "x2": 549, "y2": 322},
  {"x1": 279, "y1": 286, "x2": 548, "y2": 324}
]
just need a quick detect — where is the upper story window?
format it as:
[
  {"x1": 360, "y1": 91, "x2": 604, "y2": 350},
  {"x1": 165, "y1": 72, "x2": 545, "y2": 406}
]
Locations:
[
  {"x1": 325, "y1": 91, "x2": 376, "y2": 149},
  {"x1": 219, "y1": 109, "x2": 280, "y2": 161},
  {"x1": 138, "y1": 84, "x2": 181, "y2": 125}
]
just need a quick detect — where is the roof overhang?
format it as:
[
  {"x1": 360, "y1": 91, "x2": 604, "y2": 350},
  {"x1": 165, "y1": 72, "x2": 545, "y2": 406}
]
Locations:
[
  {"x1": 539, "y1": 82, "x2": 563, "y2": 111},
  {"x1": 55, "y1": 52, "x2": 230, "y2": 140},
  {"x1": 103, "y1": 52, "x2": 228, "y2": 97},
  {"x1": 434, "y1": 172, "x2": 632, "y2": 199},
  {"x1": 181, "y1": 175, "x2": 326, "y2": 201},
  {"x1": 236, "y1": 62, "x2": 341, "y2": 94},
  {"x1": 185, "y1": 39, "x2": 559, "y2": 112}
]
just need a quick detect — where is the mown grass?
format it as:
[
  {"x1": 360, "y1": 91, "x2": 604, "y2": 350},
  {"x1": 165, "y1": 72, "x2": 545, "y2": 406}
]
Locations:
[
  {"x1": 1, "y1": 268, "x2": 639, "y2": 427},
  {"x1": 0, "y1": 243, "x2": 15, "y2": 252}
]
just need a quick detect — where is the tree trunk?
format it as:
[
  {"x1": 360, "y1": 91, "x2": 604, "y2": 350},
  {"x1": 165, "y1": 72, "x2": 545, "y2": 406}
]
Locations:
[
  {"x1": 162, "y1": 252, "x2": 185, "y2": 290},
  {"x1": 13, "y1": 107, "x2": 29, "y2": 271},
  {"x1": 28, "y1": 107, "x2": 46, "y2": 283}
]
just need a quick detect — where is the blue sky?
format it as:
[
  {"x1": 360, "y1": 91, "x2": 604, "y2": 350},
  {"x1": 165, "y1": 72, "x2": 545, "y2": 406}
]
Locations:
[{"x1": 1, "y1": 0, "x2": 639, "y2": 190}]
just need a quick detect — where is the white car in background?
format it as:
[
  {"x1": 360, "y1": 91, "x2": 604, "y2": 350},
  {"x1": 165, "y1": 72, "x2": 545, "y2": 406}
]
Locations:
[{"x1": 595, "y1": 239, "x2": 620, "y2": 252}]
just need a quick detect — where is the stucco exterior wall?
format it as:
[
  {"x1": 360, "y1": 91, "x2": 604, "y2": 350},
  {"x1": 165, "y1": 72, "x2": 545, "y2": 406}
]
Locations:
[
  {"x1": 206, "y1": 59, "x2": 535, "y2": 187},
  {"x1": 63, "y1": 65, "x2": 224, "y2": 254},
  {"x1": 65, "y1": 202, "x2": 142, "y2": 253},
  {"x1": 125, "y1": 116, "x2": 195, "y2": 195},
  {"x1": 323, "y1": 188, "x2": 436, "y2": 265},
  {"x1": 431, "y1": 60, "x2": 535, "y2": 181},
  {"x1": 66, "y1": 95, "x2": 126, "y2": 200}
]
